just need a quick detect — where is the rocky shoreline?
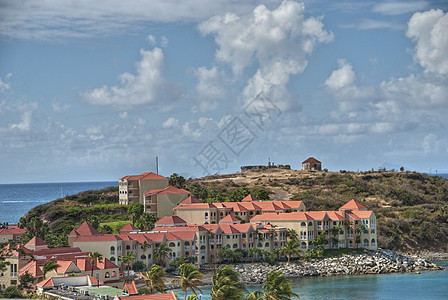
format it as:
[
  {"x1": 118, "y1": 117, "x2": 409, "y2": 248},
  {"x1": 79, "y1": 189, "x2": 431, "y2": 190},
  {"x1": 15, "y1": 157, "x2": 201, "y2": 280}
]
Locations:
[{"x1": 234, "y1": 250, "x2": 444, "y2": 284}]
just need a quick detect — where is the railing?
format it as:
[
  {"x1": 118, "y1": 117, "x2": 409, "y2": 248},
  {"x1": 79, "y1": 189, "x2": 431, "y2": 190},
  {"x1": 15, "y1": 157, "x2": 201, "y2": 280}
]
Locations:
[
  {"x1": 200, "y1": 250, "x2": 206, "y2": 254},
  {"x1": 209, "y1": 239, "x2": 214, "y2": 244},
  {"x1": 10, "y1": 272, "x2": 17, "y2": 278},
  {"x1": 317, "y1": 226, "x2": 322, "y2": 230},
  {"x1": 185, "y1": 246, "x2": 190, "y2": 250}
]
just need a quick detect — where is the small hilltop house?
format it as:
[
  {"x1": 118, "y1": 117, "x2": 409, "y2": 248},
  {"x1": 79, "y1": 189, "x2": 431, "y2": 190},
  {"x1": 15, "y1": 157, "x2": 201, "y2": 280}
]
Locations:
[{"x1": 302, "y1": 157, "x2": 322, "y2": 171}]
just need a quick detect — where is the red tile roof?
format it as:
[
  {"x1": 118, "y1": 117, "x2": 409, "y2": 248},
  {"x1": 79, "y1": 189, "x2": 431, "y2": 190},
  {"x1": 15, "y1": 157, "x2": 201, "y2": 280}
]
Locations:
[
  {"x1": 302, "y1": 157, "x2": 321, "y2": 164},
  {"x1": 120, "y1": 172, "x2": 168, "y2": 181},
  {"x1": 242, "y1": 194, "x2": 260, "y2": 202},
  {"x1": 144, "y1": 186, "x2": 190, "y2": 196},
  {"x1": 71, "y1": 221, "x2": 100, "y2": 236},
  {"x1": 0, "y1": 226, "x2": 27, "y2": 235},
  {"x1": 339, "y1": 199, "x2": 367, "y2": 211},
  {"x1": 55, "y1": 260, "x2": 79, "y2": 274},
  {"x1": 114, "y1": 292, "x2": 177, "y2": 300},
  {"x1": 120, "y1": 223, "x2": 138, "y2": 233},
  {"x1": 0, "y1": 243, "x2": 33, "y2": 257},
  {"x1": 219, "y1": 215, "x2": 241, "y2": 224},
  {"x1": 155, "y1": 216, "x2": 187, "y2": 226},
  {"x1": 324, "y1": 211, "x2": 346, "y2": 221},
  {"x1": 96, "y1": 257, "x2": 119, "y2": 270},
  {"x1": 305, "y1": 211, "x2": 328, "y2": 220},
  {"x1": 123, "y1": 281, "x2": 138, "y2": 295},
  {"x1": 179, "y1": 196, "x2": 203, "y2": 204},
  {"x1": 25, "y1": 236, "x2": 47, "y2": 247},
  {"x1": 75, "y1": 258, "x2": 99, "y2": 272},
  {"x1": 19, "y1": 261, "x2": 43, "y2": 277},
  {"x1": 250, "y1": 212, "x2": 314, "y2": 222},
  {"x1": 347, "y1": 210, "x2": 373, "y2": 219},
  {"x1": 36, "y1": 277, "x2": 54, "y2": 287}
]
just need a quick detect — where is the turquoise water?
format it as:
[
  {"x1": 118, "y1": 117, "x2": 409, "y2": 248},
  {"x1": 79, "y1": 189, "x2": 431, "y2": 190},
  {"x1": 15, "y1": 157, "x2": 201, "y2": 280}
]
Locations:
[{"x1": 175, "y1": 261, "x2": 448, "y2": 300}]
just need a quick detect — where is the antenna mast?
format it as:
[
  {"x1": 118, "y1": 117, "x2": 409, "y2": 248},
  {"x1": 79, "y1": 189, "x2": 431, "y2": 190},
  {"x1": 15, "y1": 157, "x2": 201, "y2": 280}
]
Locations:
[{"x1": 156, "y1": 156, "x2": 159, "y2": 175}]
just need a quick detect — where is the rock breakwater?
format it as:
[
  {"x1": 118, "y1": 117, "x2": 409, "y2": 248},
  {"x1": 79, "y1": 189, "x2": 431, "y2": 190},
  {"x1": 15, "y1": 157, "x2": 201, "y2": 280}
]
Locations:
[{"x1": 234, "y1": 250, "x2": 443, "y2": 284}]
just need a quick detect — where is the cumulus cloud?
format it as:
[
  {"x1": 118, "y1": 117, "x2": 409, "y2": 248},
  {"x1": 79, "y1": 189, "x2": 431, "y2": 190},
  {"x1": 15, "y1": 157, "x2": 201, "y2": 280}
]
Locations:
[
  {"x1": 82, "y1": 48, "x2": 181, "y2": 107},
  {"x1": 52, "y1": 101, "x2": 71, "y2": 112},
  {"x1": 199, "y1": 1, "x2": 333, "y2": 108},
  {"x1": 373, "y1": 1, "x2": 429, "y2": 16},
  {"x1": 407, "y1": 9, "x2": 448, "y2": 75},
  {"x1": 162, "y1": 117, "x2": 179, "y2": 128},
  {"x1": 9, "y1": 102, "x2": 38, "y2": 131},
  {"x1": 0, "y1": 74, "x2": 12, "y2": 92},
  {"x1": 325, "y1": 59, "x2": 356, "y2": 90},
  {"x1": 193, "y1": 66, "x2": 226, "y2": 112}
]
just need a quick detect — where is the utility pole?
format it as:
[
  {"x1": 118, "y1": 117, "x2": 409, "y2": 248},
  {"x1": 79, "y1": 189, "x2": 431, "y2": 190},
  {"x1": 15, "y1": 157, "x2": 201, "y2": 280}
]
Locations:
[{"x1": 156, "y1": 156, "x2": 159, "y2": 175}]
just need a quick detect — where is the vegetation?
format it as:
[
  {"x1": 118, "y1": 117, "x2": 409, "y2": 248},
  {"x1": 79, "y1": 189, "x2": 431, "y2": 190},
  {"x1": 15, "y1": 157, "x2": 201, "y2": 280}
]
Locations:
[
  {"x1": 281, "y1": 240, "x2": 300, "y2": 263},
  {"x1": 172, "y1": 263, "x2": 204, "y2": 300},
  {"x1": 211, "y1": 265, "x2": 246, "y2": 300},
  {"x1": 43, "y1": 260, "x2": 61, "y2": 277},
  {"x1": 88, "y1": 251, "x2": 103, "y2": 276},
  {"x1": 153, "y1": 242, "x2": 172, "y2": 268},
  {"x1": 120, "y1": 251, "x2": 136, "y2": 282},
  {"x1": 142, "y1": 264, "x2": 166, "y2": 294},
  {"x1": 245, "y1": 270, "x2": 298, "y2": 300}
]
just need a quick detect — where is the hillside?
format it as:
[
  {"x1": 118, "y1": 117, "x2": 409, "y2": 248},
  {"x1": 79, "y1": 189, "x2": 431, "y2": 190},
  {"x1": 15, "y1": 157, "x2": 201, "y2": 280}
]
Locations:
[
  {"x1": 19, "y1": 170, "x2": 448, "y2": 252},
  {"x1": 185, "y1": 169, "x2": 448, "y2": 252}
]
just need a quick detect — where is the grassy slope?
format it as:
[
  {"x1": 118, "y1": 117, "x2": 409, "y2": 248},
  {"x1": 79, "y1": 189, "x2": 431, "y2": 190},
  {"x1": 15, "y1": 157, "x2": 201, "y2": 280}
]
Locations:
[{"x1": 186, "y1": 169, "x2": 448, "y2": 252}]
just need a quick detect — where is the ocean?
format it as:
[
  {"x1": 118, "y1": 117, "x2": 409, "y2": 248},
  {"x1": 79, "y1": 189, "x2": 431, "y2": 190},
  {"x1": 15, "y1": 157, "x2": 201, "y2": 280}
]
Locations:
[
  {"x1": 0, "y1": 181, "x2": 116, "y2": 224},
  {"x1": 177, "y1": 261, "x2": 448, "y2": 300}
]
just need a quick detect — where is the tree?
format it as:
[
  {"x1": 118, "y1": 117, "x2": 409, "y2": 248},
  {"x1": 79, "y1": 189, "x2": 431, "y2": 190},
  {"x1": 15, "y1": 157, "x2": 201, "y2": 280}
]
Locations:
[
  {"x1": 121, "y1": 251, "x2": 136, "y2": 282},
  {"x1": 355, "y1": 224, "x2": 367, "y2": 248},
  {"x1": 253, "y1": 189, "x2": 270, "y2": 201},
  {"x1": 308, "y1": 231, "x2": 327, "y2": 258},
  {"x1": 18, "y1": 272, "x2": 35, "y2": 294},
  {"x1": 45, "y1": 233, "x2": 69, "y2": 248},
  {"x1": 230, "y1": 187, "x2": 250, "y2": 202},
  {"x1": 89, "y1": 251, "x2": 103, "y2": 277},
  {"x1": 153, "y1": 242, "x2": 172, "y2": 267},
  {"x1": 211, "y1": 265, "x2": 246, "y2": 300},
  {"x1": 281, "y1": 240, "x2": 300, "y2": 263},
  {"x1": 127, "y1": 203, "x2": 144, "y2": 226},
  {"x1": 43, "y1": 260, "x2": 61, "y2": 278},
  {"x1": 135, "y1": 213, "x2": 158, "y2": 231},
  {"x1": 400, "y1": 166, "x2": 405, "y2": 172},
  {"x1": 286, "y1": 229, "x2": 298, "y2": 242},
  {"x1": 132, "y1": 261, "x2": 147, "y2": 272},
  {"x1": 172, "y1": 263, "x2": 204, "y2": 300},
  {"x1": 245, "y1": 291, "x2": 264, "y2": 300},
  {"x1": 142, "y1": 264, "x2": 166, "y2": 294},
  {"x1": 263, "y1": 270, "x2": 299, "y2": 300},
  {"x1": 170, "y1": 173, "x2": 186, "y2": 188},
  {"x1": 170, "y1": 256, "x2": 190, "y2": 273}
]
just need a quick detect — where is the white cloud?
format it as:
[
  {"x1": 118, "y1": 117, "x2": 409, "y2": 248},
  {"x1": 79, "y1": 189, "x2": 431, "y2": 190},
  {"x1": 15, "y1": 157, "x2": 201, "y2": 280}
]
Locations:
[
  {"x1": 340, "y1": 19, "x2": 405, "y2": 30},
  {"x1": 162, "y1": 117, "x2": 179, "y2": 128},
  {"x1": 119, "y1": 111, "x2": 128, "y2": 119},
  {"x1": 325, "y1": 59, "x2": 356, "y2": 90},
  {"x1": 147, "y1": 34, "x2": 156, "y2": 45},
  {"x1": 193, "y1": 66, "x2": 226, "y2": 112},
  {"x1": 82, "y1": 47, "x2": 179, "y2": 106},
  {"x1": 407, "y1": 9, "x2": 448, "y2": 75},
  {"x1": 0, "y1": 74, "x2": 12, "y2": 92},
  {"x1": 9, "y1": 102, "x2": 38, "y2": 132},
  {"x1": 373, "y1": 1, "x2": 429, "y2": 16},
  {"x1": 200, "y1": 1, "x2": 333, "y2": 108},
  {"x1": 0, "y1": 0, "x2": 280, "y2": 40},
  {"x1": 52, "y1": 101, "x2": 71, "y2": 112}
]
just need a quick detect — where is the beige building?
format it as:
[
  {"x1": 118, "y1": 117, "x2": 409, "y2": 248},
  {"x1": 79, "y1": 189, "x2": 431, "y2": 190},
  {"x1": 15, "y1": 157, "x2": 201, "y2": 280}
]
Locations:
[
  {"x1": 174, "y1": 194, "x2": 306, "y2": 224},
  {"x1": 144, "y1": 186, "x2": 190, "y2": 217},
  {"x1": 250, "y1": 199, "x2": 378, "y2": 251},
  {"x1": 0, "y1": 225, "x2": 27, "y2": 244},
  {"x1": 0, "y1": 244, "x2": 33, "y2": 290},
  {"x1": 119, "y1": 172, "x2": 169, "y2": 205}
]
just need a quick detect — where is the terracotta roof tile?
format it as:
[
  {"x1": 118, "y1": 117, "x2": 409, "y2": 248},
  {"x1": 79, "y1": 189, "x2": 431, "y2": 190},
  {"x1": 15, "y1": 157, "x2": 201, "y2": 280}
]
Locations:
[
  {"x1": 155, "y1": 216, "x2": 187, "y2": 226},
  {"x1": 123, "y1": 281, "x2": 138, "y2": 295},
  {"x1": 144, "y1": 186, "x2": 190, "y2": 196},
  {"x1": 36, "y1": 277, "x2": 54, "y2": 287},
  {"x1": 120, "y1": 172, "x2": 168, "y2": 181},
  {"x1": 179, "y1": 196, "x2": 203, "y2": 204},
  {"x1": 74, "y1": 234, "x2": 122, "y2": 242},
  {"x1": 302, "y1": 157, "x2": 321, "y2": 164},
  {"x1": 25, "y1": 236, "x2": 47, "y2": 247},
  {"x1": 250, "y1": 212, "x2": 314, "y2": 222},
  {"x1": 120, "y1": 223, "x2": 138, "y2": 233},
  {"x1": 74, "y1": 221, "x2": 100, "y2": 236},
  {"x1": 19, "y1": 261, "x2": 43, "y2": 277},
  {"x1": 219, "y1": 215, "x2": 241, "y2": 224},
  {"x1": 242, "y1": 194, "x2": 260, "y2": 202},
  {"x1": 339, "y1": 199, "x2": 367, "y2": 211}
]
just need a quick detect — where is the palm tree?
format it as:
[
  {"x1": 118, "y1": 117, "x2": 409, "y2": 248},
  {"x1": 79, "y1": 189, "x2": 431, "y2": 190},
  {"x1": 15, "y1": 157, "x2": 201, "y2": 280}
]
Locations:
[
  {"x1": 211, "y1": 265, "x2": 246, "y2": 300},
  {"x1": 281, "y1": 240, "x2": 300, "y2": 263},
  {"x1": 245, "y1": 291, "x2": 264, "y2": 300},
  {"x1": 121, "y1": 251, "x2": 136, "y2": 282},
  {"x1": 355, "y1": 224, "x2": 367, "y2": 248},
  {"x1": 142, "y1": 264, "x2": 166, "y2": 294},
  {"x1": 247, "y1": 248, "x2": 257, "y2": 262},
  {"x1": 43, "y1": 260, "x2": 61, "y2": 278},
  {"x1": 153, "y1": 243, "x2": 172, "y2": 267},
  {"x1": 88, "y1": 251, "x2": 103, "y2": 277},
  {"x1": 286, "y1": 229, "x2": 298, "y2": 242},
  {"x1": 263, "y1": 270, "x2": 299, "y2": 300},
  {"x1": 172, "y1": 263, "x2": 204, "y2": 300}
]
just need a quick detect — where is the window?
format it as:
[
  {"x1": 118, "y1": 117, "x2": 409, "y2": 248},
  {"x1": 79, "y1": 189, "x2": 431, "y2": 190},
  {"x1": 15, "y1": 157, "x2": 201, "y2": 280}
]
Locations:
[
  {"x1": 185, "y1": 241, "x2": 190, "y2": 246},
  {"x1": 301, "y1": 242, "x2": 307, "y2": 249},
  {"x1": 308, "y1": 222, "x2": 312, "y2": 226},
  {"x1": 112, "y1": 271, "x2": 117, "y2": 277},
  {"x1": 141, "y1": 255, "x2": 146, "y2": 260},
  {"x1": 227, "y1": 235, "x2": 230, "y2": 239},
  {"x1": 110, "y1": 257, "x2": 115, "y2": 262},
  {"x1": 265, "y1": 242, "x2": 269, "y2": 247},
  {"x1": 371, "y1": 239, "x2": 376, "y2": 247},
  {"x1": 363, "y1": 239, "x2": 369, "y2": 247},
  {"x1": 110, "y1": 246, "x2": 115, "y2": 255},
  {"x1": 257, "y1": 243, "x2": 262, "y2": 248},
  {"x1": 185, "y1": 251, "x2": 189, "y2": 257},
  {"x1": 242, "y1": 244, "x2": 246, "y2": 249},
  {"x1": 105, "y1": 272, "x2": 110, "y2": 278},
  {"x1": 226, "y1": 245, "x2": 231, "y2": 249},
  {"x1": 169, "y1": 242, "x2": 175, "y2": 247},
  {"x1": 242, "y1": 233, "x2": 246, "y2": 238},
  {"x1": 301, "y1": 222, "x2": 306, "y2": 227},
  {"x1": 126, "y1": 245, "x2": 130, "y2": 250},
  {"x1": 233, "y1": 244, "x2": 238, "y2": 248},
  {"x1": 210, "y1": 245, "x2": 214, "y2": 250}
]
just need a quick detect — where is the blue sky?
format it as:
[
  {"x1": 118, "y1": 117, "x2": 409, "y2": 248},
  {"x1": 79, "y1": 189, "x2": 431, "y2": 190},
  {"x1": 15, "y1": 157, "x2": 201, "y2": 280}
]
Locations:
[{"x1": 1, "y1": 0, "x2": 448, "y2": 183}]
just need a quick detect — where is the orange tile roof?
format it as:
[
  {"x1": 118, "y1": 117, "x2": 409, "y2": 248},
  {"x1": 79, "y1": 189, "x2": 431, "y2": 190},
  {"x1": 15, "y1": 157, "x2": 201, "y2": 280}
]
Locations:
[
  {"x1": 55, "y1": 260, "x2": 79, "y2": 274},
  {"x1": 120, "y1": 223, "x2": 138, "y2": 232},
  {"x1": 33, "y1": 247, "x2": 84, "y2": 256},
  {"x1": 145, "y1": 186, "x2": 190, "y2": 196},
  {"x1": 219, "y1": 215, "x2": 241, "y2": 224},
  {"x1": 219, "y1": 224, "x2": 241, "y2": 234},
  {"x1": 0, "y1": 227, "x2": 27, "y2": 235},
  {"x1": 250, "y1": 212, "x2": 314, "y2": 222},
  {"x1": 25, "y1": 236, "x2": 47, "y2": 247},
  {"x1": 71, "y1": 221, "x2": 100, "y2": 236},
  {"x1": 115, "y1": 292, "x2": 177, "y2": 300},
  {"x1": 348, "y1": 211, "x2": 373, "y2": 219},
  {"x1": 339, "y1": 199, "x2": 367, "y2": 210},
  {"x1": 175, "y1": 202, "x2": 216, "y2": 210},
  {"x1": 324, "y1": 211, "x2": 346, "y2": 221},
  {"x1": 19, "y1": 261, "x2": 43, "y2": 277},
  {"x1": 305, "y1": 211, "x2": 328, "y2": 220},
  {"x1": 36, "y1": 277, "x2": 54, "y2": 287},
  {"x1": 0, "y1": 243, "x2": 33, "y2": 257},
  {"x1": 155, "y1": 216, "x2": 187, "y2": 226},
  {"x1": 229, "y1": 224, "x2": 253, "y2": 232},
  {"x1": 179, "y1": 196, "x2": 203, "y2": 204},
  {"x1": 120, "y1": 172, "x2": 168, "y2": 181},
  {"x1": 74, "y1": 234, "x2": 122, "y2": 242},
  {"x1": 242, "y1": 194, "x2": 260, "y2": 202},
  {"x1": 303, "y1": 157, "x2": 321, "y2": 164},
  {"x1": 123, "y1": 281, "x2": 138, "y2": 295},
  {"x1": 75, "y1": 259, "x2": 99, "y2": 272}
]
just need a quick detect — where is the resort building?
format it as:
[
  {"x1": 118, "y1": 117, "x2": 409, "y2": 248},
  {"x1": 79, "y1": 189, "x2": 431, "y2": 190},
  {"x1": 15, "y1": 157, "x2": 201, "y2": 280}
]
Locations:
[
  {"x1": 174, "y1": 194, "x2": 306, "y2": 224},
  {"x1": 144, "y1": 186, "x2": 190, "y2": 217},
  {"x1": 302, "y1": 157, "x2": 322, "y2": 171},
  {"x1": 119, "y1": 172, "x2": 169, "y2": 205},
  {"x1": 0, "y1": 244, "x2": 33, "y2": 290},
  {"x1": 0, "y1": 224, "x2": 27, "y2": 244}
]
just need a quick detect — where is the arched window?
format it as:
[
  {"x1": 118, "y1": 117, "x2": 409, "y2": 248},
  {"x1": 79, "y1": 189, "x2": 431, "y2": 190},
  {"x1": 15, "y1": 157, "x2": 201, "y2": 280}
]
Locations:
[
  {"x1": 112, "y1": 271, "x2": 117, "y2": 277},
  {"x1": 141, "y1": 255, "x2": 146, "y2": 260},
  {"x1": 308, "y1": 222, "x2": 312, "y2": 226},
  {"x1": 242, "y1": 233, "x2": 246, "y2": 238},
  {"x1": 200, "y1": 245, "x2": 206, "y2": 250},
  {"x1": 110, "y1": 246, "x2": 115, "y2": 255},
  {"x1": 301, "y1": 222, "x2": 306, "y2": 227},
  {"x1": 148, "y1": 254, "x2": 151, "y2": 259},
  {"x1": 265, "y1": 242, "x2": 269, "y2": 247},
  {"x1": 185, "y1": 251, "x2": 189, "y2": 257},
  {"x1": 233, "y1": 244, "x2": 238, "y2": 248},
  {"x1": 110, "y1": 257, "x2": 116, "y2": 262},
  {"x1": 349, "y1": 240, "x2": 353, "y2": 248},
  {"x1": 371, "y1": 239, "x2": 376, "y2": 247},
  {"x1": 185, "y1": 241, "x2": 190, "y2": 246},
  {"x1": 105, "y1": 272, "x2": 110, "y2": 278},
  {"x1": 205, "y1": 212, "x2": 208, "y2": 216},
  {"x1": 126, "y1": 245, "x2": 131, "y2": 250},
  {"x1": 169, "y1": 242, "x2": 175, "y2": 247},
  {"x1": 363, "y1": 239, "x2": 369, "y2": 247},
  {"x1": 257, "y1": 243, "x2": 262, "y2": 248},
  {"x1": 301, "y1": 242, "x2": 307, "y2": 249},
  {"x1": 226, "y1": 244, "x2": 231, "y2": 249}
]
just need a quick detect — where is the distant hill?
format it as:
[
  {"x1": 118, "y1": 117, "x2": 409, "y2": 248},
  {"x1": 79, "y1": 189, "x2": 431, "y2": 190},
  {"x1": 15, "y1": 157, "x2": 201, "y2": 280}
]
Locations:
[{"x1": 20, "y1": 170, "x2": 448, "y2": 253}]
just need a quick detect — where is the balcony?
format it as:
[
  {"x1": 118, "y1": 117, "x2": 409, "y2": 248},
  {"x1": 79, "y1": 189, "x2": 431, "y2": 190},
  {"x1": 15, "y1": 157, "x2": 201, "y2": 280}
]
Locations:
[
  {"x1": 10, "y1": 272, "x2": 17, "y2": 278},
  {"x1": 200, "y1": 250, "x2": 206, "y2": 254},
  {"x1": 317, "y1": 226, "x2": 322, "y2": 230},
  {"x1": 209, "y1": 239, "x2": 214, "y2": 244}
]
